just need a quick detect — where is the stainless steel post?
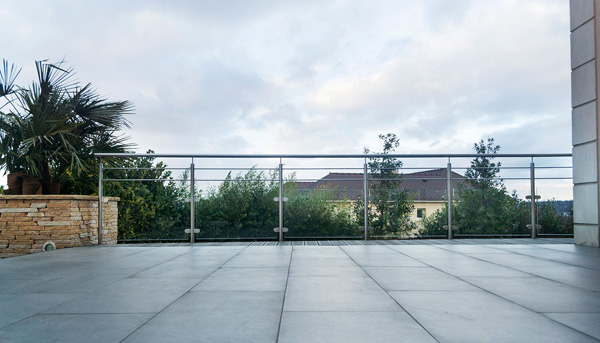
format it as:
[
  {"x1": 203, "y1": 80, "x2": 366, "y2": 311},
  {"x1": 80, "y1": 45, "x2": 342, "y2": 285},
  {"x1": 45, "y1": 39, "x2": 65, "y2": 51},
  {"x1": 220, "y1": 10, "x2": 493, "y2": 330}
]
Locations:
[
  {"x1": 363, "y1": 162, "x2": 369, "y2": 240},
  {"x1": 530, "y1": 161, "x2": 537, "y2": 239},
  {"x1": 447, "y1": 161, "x2": 453, "y2": 240},
  {"x1": 98, "y1": 158, "x2": 103, "y2": 245},
  {"x1": 278, "y1": 161, "x2": 284, "y2": 242},
  {"x1": 190, "y1": 162, "x2": 196, "y2": 243}
]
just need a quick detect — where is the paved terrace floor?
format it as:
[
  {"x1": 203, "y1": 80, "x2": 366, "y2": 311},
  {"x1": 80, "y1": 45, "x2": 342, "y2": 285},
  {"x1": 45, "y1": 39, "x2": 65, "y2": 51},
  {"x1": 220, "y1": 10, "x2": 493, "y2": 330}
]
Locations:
[{"x1": 1, "y1": 238, "x2": 600, "y2": 343}]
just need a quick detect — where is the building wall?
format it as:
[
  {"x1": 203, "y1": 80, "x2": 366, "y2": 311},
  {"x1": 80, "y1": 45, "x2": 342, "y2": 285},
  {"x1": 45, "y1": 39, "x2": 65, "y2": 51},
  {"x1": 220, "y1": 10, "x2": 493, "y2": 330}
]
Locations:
[
  {"x1": 0, "y1": 195, "x2": 118, "y2": 258},
  {"x1": 333, "y1": 199, "x2": 445, "y2": 237},
  {"x1": 411, "y1": 201, "x2": 445, "y2": 224},
  {"x1": 571, "y1": 0, "x2": 600, "y2": 246}
]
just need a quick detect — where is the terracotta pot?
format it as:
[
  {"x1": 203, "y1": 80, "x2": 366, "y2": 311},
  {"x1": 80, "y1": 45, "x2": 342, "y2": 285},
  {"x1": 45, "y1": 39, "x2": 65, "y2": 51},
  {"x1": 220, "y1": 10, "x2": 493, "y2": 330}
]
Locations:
[
  {"x1": 3, "y1": 188, "x2": 17, "y2": 195},
  {"x1": 6, "y1": 185, "x2": 22, "y2": 195},
  {"x1": 22, "y1": 178, "x2": 42, "y2": 195},
  {"x1": 7, "y1": 171, "x2": 25, "y2": 194},
  {"x1": 42, "y1": 182, "x2": 61, "y2": 195}
]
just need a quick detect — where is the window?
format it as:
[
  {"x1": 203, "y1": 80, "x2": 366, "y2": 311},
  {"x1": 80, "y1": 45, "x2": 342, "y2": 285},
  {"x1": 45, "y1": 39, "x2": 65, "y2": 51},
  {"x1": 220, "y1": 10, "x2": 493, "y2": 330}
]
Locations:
[{"x1": 416, "y1": 208, "x2": 426, "y2": 221}]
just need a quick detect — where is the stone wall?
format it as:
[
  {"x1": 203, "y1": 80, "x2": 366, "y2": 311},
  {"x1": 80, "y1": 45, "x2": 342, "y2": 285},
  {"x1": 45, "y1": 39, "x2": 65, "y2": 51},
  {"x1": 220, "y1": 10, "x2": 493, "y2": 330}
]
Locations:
[{"x1": 0, "y1": 195, "x2": 119, "y2": 258}]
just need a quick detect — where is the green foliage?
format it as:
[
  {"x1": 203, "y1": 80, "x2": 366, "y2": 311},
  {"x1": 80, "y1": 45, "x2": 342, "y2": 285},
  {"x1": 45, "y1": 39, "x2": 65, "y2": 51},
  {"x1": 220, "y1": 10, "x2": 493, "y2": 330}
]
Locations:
[
  {"x1": 285, "y1": 185, "x2": 356, "y2": 238},
  {"x1": 453, "y1": 188, "x2": 528, "y2": 235},
  {"x1": 196, "y1": 168, "x2": 278, "y2": 239},
  {"x1": 356, "y1": 133, "x2": 415, "y2": 237},
  {"x1": 419, "y1": 138, "x2": 572, "y2": 237},
  {"x1": 464, "y1": 138, "x2": 503, "y2": 189},
  {"x1": 104, "y1": 153, "x2": 187, "y2": 240},
  {"x1": 0, "y1": 59, "x2": 133, "y2": 186},
  {"x1": 537, "y1": 199, "x2": 573, "y2": 235},
  {"x1": 105, "y1": 161, "x2": 363, "y2": 241}
]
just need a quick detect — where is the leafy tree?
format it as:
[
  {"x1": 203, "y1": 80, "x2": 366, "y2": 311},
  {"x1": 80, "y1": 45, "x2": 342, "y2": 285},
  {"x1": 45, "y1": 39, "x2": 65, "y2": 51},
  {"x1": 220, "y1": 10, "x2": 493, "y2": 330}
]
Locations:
[
  {"x1": 355, "y1": 133, "x2": 415, "y2": 237},
  {"x1": 419, "y1": 138, "x2": 526, "y2": 236},
  {"x1": 419, "y1": 138, "x2": 573, "y2": 237},
  {"x1": 464, "y1": 138, "x2": 502, "y2": 189}
]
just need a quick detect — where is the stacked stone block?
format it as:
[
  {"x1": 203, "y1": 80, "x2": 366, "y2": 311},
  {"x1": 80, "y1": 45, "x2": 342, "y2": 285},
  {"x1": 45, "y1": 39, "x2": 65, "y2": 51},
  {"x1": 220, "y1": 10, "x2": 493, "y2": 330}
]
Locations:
[
  {"x1": 570, "y1": 0, "x2": 600, "y2": 246},
  {"x1": 0, "y1": 195, "x2": 119, "y2": 258}
]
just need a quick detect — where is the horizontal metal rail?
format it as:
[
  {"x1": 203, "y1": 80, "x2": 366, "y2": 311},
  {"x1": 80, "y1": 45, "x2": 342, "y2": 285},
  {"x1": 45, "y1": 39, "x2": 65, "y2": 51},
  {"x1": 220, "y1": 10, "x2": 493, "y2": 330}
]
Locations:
[
  {"x1": 97, "y1": 152, "x2": 573, "y2": 244},
  {"x1": 95, "y1": 152, "x2": 572, "y2": 159}
]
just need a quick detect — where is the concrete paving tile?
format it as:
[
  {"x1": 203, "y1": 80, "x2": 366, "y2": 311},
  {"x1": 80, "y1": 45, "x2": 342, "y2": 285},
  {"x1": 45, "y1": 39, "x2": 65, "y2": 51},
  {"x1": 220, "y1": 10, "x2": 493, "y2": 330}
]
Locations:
[
  {"x1": 0, "y1": 313, "x2": 153, "y2": 343},
  {"x1": 289, "y1": 264, "x2": 366, "y2": 277},
  {"x1": 512, "y1": 266, "x2": 600, "y2": 292},
  {"x1": 550, "y1": 256, "x2": 600, "y2": 270},
  {"x1": 43, "y1": 290, "x2": 188, "y2": 314},
  {"x1": 424, "y1": 258, "x2": 532, "y2": 277},
  {"x1": 290, "y1": 257, "x2": 357, "y2": 267},
  {"x1": 364, "y1": 266, "x2": 478, "y2": 291},
  {"x1": 0, "y1": 293, "x2": 82, "y2": 328},
  {"x1": 291, "y1": 247, "x2": 348, "y2": 259},
  {"x1": 388, "y1": 246, "x2": 470, "y2": 260},
  {"x1": 499, "y1": 248, "x2": 589, "y2": 262},
  {"x1": 0, "y1": 242, "x2": 597, "y2": 342},
  {"x1": 4, "y1": 269, "x2": 140, "y2": 294},
  {"x1": 284, "y1": 276, "x2": 400, "y2": 312},
  {"x1": 177, "y1": 247, "x2": 245, "y2": 258},
  {"x1": 278, "y1": 311, "x2": 437, "y2": 343},
  {"x1": 98, "y1": 277, "x2": 202, "y2": 294},
  {"x1": 171, "y1": 253, "x2": 238, "y2": 264},
  {"x1": 544, "y1": 313, "x2": 600, "y2": 340},
  {"x1": 286, "y1": 275, "x2": 381, "y2": 292},
  {"x1": 93, "y1": 256, "x2": 179, "y2": 269},
  {"x1": 537, "y1": 244, "x2": 600, "y2": 255},
  {"x1": 192, "y1": 267, "x2": 288, "y2": 291},
  {"x1": 0, "y1": 278, "x2": 46, "y2": 293},
  {"x1": 224, "y1": 254, "x2": 291, "y2": 268},
  {"x1": 491, "y1": 244, "x2": 552, "y2": 250},
  {"x1": 284, "y1": 288, "x2": 401, "y2": 312},
  {"x1": 386, "y1": 246, "x2": 447, "y2": 254},
  {"x1": 438, "y1": 245, "x2": 510, "y2": 254},
  {"x1": 340, "y1": 246, "x2": 397, "y2": 254},
  {"x1": 390, "y1": 290, "x2": 599, "y2": 343},
  {"x1": 122, "y1": 291, "x2": 283, "y2": 343},
  {"x1": 239, "y1": 246, "x2": 292, "y2": 255},
  {"x1": 463, "y1": 276, "x2": 600, "y2": 312},
  {"x1": 0, "y1": 261, "x2": 88, "y2": 277},
  {"x1": 132, "y1": 263, "x2": 218, "y2": 278},
  {"x1": 347, "y1": 253, "x2": 425, "y2": 267},
  {"x1": 465, "y1": 253, "x2": 565, "y2": 267}
]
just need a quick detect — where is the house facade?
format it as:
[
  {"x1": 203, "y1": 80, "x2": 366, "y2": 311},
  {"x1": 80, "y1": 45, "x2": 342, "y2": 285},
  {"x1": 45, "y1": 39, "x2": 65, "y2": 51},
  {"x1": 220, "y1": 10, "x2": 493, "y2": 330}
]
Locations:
[{"x1": 292, "y1": 169, "x2": 466, "y2": 232}]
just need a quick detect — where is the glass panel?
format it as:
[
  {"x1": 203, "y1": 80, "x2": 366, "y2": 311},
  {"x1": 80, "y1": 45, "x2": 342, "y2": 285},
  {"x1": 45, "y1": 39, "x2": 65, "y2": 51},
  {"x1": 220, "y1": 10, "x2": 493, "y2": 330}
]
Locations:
[
  {"x1": 105, "y1": 169, "x2": 189, "y2": 242},
  {"x1": 283, "y1": 168, "x2": 362, "y2": 239},
  {"x1": 194, "y1": 168, "x2": 279, "y2": 240}
]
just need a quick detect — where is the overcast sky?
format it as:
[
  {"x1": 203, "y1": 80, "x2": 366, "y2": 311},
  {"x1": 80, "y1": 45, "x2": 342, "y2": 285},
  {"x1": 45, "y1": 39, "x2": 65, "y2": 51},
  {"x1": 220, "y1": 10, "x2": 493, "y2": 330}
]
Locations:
[
  {"x1": 2, "y1": 0, "x2": 574, "y2": 198},
  {"x1": 2, "y1": 0, "x2": 571, "y2": 155}
]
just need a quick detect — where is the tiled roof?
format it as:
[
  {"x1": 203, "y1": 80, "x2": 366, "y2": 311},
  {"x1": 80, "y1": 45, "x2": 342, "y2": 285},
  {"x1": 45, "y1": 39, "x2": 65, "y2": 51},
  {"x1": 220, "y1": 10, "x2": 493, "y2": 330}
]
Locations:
[{"x1": 290, "y1": 169, "x2": 466, "y2": 201}]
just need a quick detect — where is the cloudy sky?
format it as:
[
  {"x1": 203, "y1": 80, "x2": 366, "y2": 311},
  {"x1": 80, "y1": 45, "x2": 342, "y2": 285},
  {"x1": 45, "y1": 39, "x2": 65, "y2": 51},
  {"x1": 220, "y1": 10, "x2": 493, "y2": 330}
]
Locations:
[{"x1": 2, "y1": 0, "x2": 571, "y2": 155}]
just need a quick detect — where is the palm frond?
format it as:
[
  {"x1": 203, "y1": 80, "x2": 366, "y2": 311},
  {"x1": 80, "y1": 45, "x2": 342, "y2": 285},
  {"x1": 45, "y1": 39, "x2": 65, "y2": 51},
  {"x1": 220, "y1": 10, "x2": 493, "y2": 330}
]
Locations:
[{"x1": 0, "y1": 59, "x2": 21, "y2": 98}]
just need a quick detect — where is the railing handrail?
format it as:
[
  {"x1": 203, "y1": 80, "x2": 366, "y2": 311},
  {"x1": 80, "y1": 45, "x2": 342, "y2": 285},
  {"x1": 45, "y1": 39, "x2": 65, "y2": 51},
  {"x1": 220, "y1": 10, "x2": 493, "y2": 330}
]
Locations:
[
  {"x1": 94, "y1": 152, "x2": 572, "y2": 159},
  {"x1": 97, "y1": 152, "x2": 573, "y2": 244}
]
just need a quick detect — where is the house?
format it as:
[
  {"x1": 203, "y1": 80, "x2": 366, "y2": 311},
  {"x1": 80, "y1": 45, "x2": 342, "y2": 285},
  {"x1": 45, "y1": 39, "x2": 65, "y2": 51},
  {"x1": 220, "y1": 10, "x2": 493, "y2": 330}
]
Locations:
[{"x1": 291, "y1": 168, "x2": 466, "y2": 226}]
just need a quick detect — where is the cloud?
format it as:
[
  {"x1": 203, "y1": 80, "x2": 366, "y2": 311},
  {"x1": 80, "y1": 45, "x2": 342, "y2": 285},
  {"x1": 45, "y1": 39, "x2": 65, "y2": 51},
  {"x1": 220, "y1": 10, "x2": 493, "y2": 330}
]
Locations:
[{"x1": 1, "y1": 0, "x2": 571, "y2": 161}]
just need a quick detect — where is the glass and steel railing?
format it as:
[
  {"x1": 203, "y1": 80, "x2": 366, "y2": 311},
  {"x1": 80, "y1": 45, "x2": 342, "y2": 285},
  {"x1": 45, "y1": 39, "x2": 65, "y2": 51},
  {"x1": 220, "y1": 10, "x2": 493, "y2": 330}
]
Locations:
[{"x1": 95, "y1": 153, "x2": 573, "y2": 243}]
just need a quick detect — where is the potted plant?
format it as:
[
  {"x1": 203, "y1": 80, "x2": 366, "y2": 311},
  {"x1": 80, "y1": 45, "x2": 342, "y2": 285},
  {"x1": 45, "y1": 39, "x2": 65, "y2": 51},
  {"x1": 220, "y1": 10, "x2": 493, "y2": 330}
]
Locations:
[
  {"x1": 0, "y1": 59, "x2": 134, "y2": 195},
  {"x1": 0, "y1": 61, "x2": 27, "y2": 194}
]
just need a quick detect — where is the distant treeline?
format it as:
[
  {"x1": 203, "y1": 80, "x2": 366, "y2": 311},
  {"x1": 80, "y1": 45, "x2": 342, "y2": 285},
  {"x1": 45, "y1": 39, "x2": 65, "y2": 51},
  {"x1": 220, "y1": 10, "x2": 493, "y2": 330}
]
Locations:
[{"x1": 546, "y1": 200, "x2": 573, "y2": 215}]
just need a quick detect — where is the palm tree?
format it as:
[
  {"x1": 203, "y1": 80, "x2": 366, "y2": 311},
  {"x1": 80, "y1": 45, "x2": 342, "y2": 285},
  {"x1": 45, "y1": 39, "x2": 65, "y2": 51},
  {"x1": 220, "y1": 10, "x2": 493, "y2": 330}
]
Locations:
[{"x1": 0, "y1": 59, "x2": 134, "y2": 192}]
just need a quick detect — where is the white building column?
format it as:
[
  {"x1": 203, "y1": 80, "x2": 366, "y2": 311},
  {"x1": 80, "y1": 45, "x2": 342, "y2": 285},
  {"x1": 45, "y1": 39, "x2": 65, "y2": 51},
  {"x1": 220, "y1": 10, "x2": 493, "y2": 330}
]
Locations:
[{"x1": 571, "y1": 0, "x2": 600, "y2": 246}]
